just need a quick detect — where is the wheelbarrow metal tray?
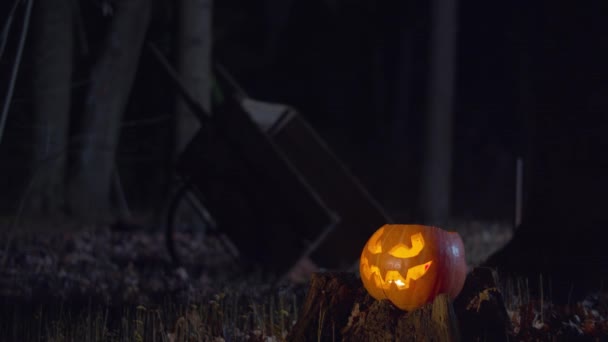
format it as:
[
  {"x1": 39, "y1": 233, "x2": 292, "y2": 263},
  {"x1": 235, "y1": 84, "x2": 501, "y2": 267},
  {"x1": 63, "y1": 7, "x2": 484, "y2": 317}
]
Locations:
[
  {"x1": 177, "y1": 99, "x2": 338, "y2": 273},
  {"x1": 244, "y1": 99, "x2": 392, "y2": 269}
]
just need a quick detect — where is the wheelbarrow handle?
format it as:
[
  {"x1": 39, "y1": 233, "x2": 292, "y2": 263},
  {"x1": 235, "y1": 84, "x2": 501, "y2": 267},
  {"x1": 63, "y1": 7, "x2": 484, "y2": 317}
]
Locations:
[{"x1": 147, "y1": 42, "x2": 211, "y2": 125}]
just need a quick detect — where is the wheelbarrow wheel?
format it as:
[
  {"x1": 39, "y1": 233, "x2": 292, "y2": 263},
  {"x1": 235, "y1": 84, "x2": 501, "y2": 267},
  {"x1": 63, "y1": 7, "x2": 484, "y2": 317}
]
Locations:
[{"x1": 165, "y1": 182, "x2": 216, "y2": 266}]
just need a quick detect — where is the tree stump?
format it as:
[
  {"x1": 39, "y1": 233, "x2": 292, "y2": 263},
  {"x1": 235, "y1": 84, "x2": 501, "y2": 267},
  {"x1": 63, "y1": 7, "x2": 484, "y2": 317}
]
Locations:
[
  {"x1": 453, "y1": 267, "x2": 511, "y2": 341},
  {"x1": 287, "y1": 272, "x2": 365, "y2": 342},
  {"x1": 288, "y1": 268, "x2": 511, "y2": 341},
  {"x1": 288, "y1": 272, "x2": 460, "y2": 341}
]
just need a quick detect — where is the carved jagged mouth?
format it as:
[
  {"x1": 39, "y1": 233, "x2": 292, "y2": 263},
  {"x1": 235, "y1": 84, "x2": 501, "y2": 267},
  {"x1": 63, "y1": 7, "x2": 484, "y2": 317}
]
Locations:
[
  {"x1": 362, "y1": 257, "x2": 433, "y2": 290},
  {"x1": 361, "y1": 254, "x2": 433, "y2": 291}
]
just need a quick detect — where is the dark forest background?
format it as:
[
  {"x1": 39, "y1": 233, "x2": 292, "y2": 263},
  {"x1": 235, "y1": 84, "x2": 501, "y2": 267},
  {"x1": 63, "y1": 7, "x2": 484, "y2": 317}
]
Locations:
[
  {"x1": 2, "y1": 3, "x2": 608, "y2": 339},
  {"x1": 2, "y1": 0, "x2": 608, "y2": 278},
  {"x1": 0, "y1": 0, "x2": 528, "y2": 227}
]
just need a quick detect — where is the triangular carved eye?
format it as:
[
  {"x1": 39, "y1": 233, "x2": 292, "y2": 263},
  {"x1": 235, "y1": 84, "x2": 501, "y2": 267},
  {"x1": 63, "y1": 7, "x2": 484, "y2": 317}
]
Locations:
[{"x1": 388, "y1": 233, "x2": 425, "y2": 258}]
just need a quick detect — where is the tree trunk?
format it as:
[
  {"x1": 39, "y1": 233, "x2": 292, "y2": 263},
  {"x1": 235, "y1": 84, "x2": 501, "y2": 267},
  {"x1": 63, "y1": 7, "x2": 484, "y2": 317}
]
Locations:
[
  {"x1": 420, "y1": 0, "x2": 458, "y2": 225},
  {"x1": 28, "y1": 0, "x2": 73, "y2": 216},
  {"x1": 453, "y1": 268, "x2": 511, "y2": 342},
  {"x1": 287, "y1": 272, "x2": 364, "y2": 342},
  {"x1": 484, "y1": 3, "x2": 608, "y2": 298},
  {"x1": 67, "y1": 0, "x2": 151, "y2": 223},
  {"x1": 175, "y1": 0, "x2": 212, "y2": 154},
  {"x1": 288, "y1": 271, "x2": 507, "y2": 341}
]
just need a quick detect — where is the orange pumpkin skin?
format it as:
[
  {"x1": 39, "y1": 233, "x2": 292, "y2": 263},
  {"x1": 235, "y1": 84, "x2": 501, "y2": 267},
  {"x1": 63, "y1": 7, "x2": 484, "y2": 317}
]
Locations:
[{"x1": 360, "y1": 224, "x2": 466, "y2": 311}]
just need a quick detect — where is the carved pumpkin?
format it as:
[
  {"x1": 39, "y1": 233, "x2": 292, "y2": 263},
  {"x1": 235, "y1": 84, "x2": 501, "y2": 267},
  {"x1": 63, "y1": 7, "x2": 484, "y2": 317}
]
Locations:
[{"x1": 360, "y1": 224, "x2": 466, "y2": 311}]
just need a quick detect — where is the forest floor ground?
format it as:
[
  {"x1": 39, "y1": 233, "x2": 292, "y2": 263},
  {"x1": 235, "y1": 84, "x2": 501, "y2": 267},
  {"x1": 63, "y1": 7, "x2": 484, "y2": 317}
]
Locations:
[{"x1": 1, "y1": 218, "x2": 607, "y2": 341}]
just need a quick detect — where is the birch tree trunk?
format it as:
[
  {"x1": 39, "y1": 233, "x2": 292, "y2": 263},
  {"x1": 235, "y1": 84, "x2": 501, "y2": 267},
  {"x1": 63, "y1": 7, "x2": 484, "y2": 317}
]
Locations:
[
  {"x1": 67, "y1": 0, "x2": 151, "y2": 222},
  {"x1": 420, "y1": 0, "x2": 458, "y2": 225},
  {"x1": 175, "y1": 0, "x2": 212, "y2": 154},
  {"x1": 29, "y1": 0, "x2": 73, "y2": 215}
]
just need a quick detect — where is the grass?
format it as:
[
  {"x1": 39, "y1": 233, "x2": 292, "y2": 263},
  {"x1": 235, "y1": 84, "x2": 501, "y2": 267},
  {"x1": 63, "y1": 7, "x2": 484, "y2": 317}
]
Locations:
[
  {"x1": 0, "y1": 220, "x2": 305, "y2": 341},
  {"x1": 6, "y1": 277, "x2": 604, "y2": 341},
  {"x1": 1, "y1": 289, "x2": 302, "y2": 342},
  {"x1": 4, "y1": 219, "x2": 606, "y2": 340}
]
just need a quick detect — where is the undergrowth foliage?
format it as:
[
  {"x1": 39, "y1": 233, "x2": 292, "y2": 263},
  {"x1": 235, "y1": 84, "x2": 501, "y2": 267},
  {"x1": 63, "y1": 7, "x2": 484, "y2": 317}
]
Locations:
[
  {"x1": 2, "y1": 221, "x2": 607, "y2": 340},
  {"x1": 1, "y1": 290, "x2": 302, "y2": 342},
  {"x1": 499, "y1": 275, "x2": 608, "y2": 339},
  {"x1": 0, "y1": 225, "x2": 305, "y2": 342}
]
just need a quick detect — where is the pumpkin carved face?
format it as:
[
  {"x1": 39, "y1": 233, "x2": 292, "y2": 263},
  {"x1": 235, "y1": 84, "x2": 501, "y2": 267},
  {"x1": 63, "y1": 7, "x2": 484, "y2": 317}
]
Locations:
[{"x1": 360, "y1": 224, "x2": 466, "y2": 311}]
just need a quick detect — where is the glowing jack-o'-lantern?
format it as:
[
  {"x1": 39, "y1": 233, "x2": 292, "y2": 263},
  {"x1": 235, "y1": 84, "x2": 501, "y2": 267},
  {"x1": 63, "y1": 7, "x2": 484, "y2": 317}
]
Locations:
[{"x1": 360, "y1": 224, "x2": 466, "y2": 311}]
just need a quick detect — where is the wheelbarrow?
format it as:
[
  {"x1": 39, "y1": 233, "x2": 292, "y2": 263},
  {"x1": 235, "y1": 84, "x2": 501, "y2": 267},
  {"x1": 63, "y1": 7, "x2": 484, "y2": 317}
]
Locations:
[{"x1": 149, "y1": 45, "x2": 339, "y2": 275}]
